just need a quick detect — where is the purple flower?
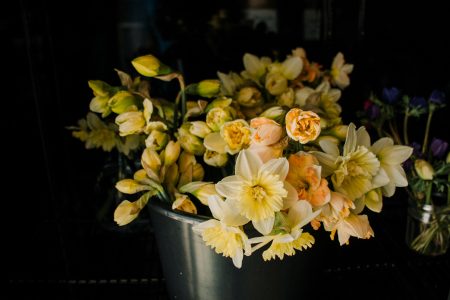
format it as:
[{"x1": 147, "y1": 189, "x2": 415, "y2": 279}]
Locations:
[
  {"x1": 410, "y1": 96, "x2": 427, "y2": 108},
  {"x1": 382, "y1": 87, "x2": 401, "y2": 104},
  {"x1": 429, "y1": 90, "x2": 446, "y2": 104},
  {"x1": 410, "y1": 142, "x2": 422, "y2": 157},
  {"x1": 430, "y1": 138, "x2": 448, "y2": 159}
]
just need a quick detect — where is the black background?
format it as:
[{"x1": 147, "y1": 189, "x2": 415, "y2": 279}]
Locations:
[{"x1": 4, "y1": 0, "x2": 450, "y2": 299}]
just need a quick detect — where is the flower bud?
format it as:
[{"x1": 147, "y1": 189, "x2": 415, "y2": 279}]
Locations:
[
  {"x1": 197, "y1": 80, "x2": 221, "y2": 98},
  {"x1": 109, "y1": 91, "x2": 137, "y2": 114},
  {"x1": 145, "y1": 130, "x2": 169, "y2": 150},
  {"x1": 115, "y1": 179, "x2": 150, "y2": 194},
  {"x1": 328, "y1": 125, "x2": 348, "y2": 141},
  {"x1": 88, "y1": 80, "x2": 111, "y2": 97},
  {"x1": 189, "y1": 121, "x2": 212, "y2": 138},
  {"x1": 430, "y1": 138, "x2": 448, "y2": 159},
  {"x1": 236, "y1": 86, "x2": 262, "y2": 107},
  {"x1": 260, "y1": 106, "x2": 286, "y2": 122},
  {"x1": 203, "y1": 149, "x2": 228, "y2": 167},
  {"x1": 265, "y1": 72, "x2": 288, "y2": 96},
  {"x1": 115, "y1": 111, "x2": 145, "y2": 136},
  {"x1": 177, "y1": 125, "x2": 206, "y2": 155},
  {"x1": 180, "y1": 182, "x2": 218, "y2": 206},
  {"x1": 132, "y1": 54, "x2": 171, "y2": 77},
  {"x1": 243, "y1": 53, "x2": 266, "y2": 78},
  {"x1": 414, "y1": 159, "x2": 435, "y2": 180},
  {"x1": 89, "y1": 96, "x2": 110, "y2": 116},
  {"x1": 172, "y1": 193, "x2": 197, "y2": 214},
  {"x1": 114, "y1": 200, "x2": 141, "y2": 226},
  {"x1": 277, "y1": 88, "x2": 295, "y2": 107},
  {"x1": 281, "y1": 56, "x2": 303, "y2": 80},
  {"x1": 205, "y1": 97, "x2": 233, "y2": 112},
  {"x1": 206, "y1": 107, "x2": 233, "y2": 131},
  {"x1": 294, "y1": 87, "x2": 315, "y2": 107},
  {"x1": 192, "y1": 164, "x2": 205, "y2": 181},
  {"x1": 164, "y1": 141, "x2": 181, "y2": 166}
]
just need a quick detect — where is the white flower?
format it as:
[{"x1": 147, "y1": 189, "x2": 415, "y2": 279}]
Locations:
[
  {"x1": 192, "y1": 195, "x2": 250, "y2": 268},
  {"x1": 215, "y1": 149, "x2": 298, "y2": 234}
]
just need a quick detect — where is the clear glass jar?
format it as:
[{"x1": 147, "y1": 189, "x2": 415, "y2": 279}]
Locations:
[{"x1": 405, "y1": 199, "x2": 450, "y2": 256}]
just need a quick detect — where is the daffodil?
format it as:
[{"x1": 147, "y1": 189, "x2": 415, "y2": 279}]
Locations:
[
  {"x1": 370, "y1": 137, "x2": 413, "y2": 197},
  {"x1": 249, "y1": 200, "x2": 319, "y2": 261},
  {"x1": 312, "y1": 123, "x2": 382, "y2": 200},
  {"x1": 192, "y1": 195, "x2": 250, "y2": 268},
  {"x1": 330, "y1": 52, "x2": 353, "y2": 89},
  {"x1": 215, "y1": 149, "x2": 298, "y2": 234}
]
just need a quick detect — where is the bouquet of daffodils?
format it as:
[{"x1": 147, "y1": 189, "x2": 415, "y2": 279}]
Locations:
[
  {"x1": 75, "y1": 48, "x2": 411, "y2": 268},
  {"x1": 360, "y1": 88, "x2": 449, "y2": 254}
]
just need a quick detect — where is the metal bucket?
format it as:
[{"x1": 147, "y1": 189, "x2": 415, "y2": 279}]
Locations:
[{"x1": 148, "y1": 200, "x2": 320, "y2": 300}]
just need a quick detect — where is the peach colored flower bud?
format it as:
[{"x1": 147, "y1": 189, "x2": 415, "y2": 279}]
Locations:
[
  {"x1": 285, "y1": 108, "x2": 321, "y2": 144},
  {"x1": 250, "y1": 117, "x2": 282, "y2": 146}
]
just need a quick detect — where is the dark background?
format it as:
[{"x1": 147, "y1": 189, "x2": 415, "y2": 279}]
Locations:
[{"x1": 5, "y1": 0, "x2": 450, "y2": 299}]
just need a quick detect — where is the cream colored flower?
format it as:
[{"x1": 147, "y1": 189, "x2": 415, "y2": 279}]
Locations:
[
  {"x1": 312, "y1": 124, "x2": 382, "y2": 200},
  {"x1": 215, "y1": 149, "x2": 297, "y2": 234},
  {"x1": 249, "y1": 200, "x2": 319, "y2": 261},
  {"x1": 330, "y1": 52, "x2": 353, "y2": 89},
  {"x1": 193, "y1": 195, "x2": 250, "y2": 268},
  {"x1": 217, "y1": 71, "x2": 244, "y2": 96},
  {"x1": 242, "y1": 53, "x2": 270, "y2": 80},
  {"x1": 206, "y1": 107, "x2": 233, "y2": 132},
  {"x1": 83, "y1": 112, "x2": 117, "y2": 151},
  {"x1": 370, "y1": 137, "x2": 413, "y2": 197},
  {"x1": 203, "y1": 149, "x2": 228, "y2": 167},
  {"x1": 285, "y1": 108, "x2": 321, "y2": 144}
]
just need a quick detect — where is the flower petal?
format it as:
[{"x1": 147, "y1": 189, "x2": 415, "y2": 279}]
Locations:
[
  {"x1": 216, "y1": 175, "x2": 242, "y2": 199},
  {"x1": 282, "y1": 181, "x2": 298, "y2": 210},
  {"x1": 356, "y1": 126, "x2": 371, "y2": 148},
  {"x1": 260, "y1": 157, "x2": 289, "y2": 181},
  {"x1": 235, "y1": 149, "x2": 263, "y2": 180},
  {"x1": 371, "y1": 137, "x2": 393, "y2": 154},
  {"x1": 380, "y1": 146, "x2": 413, "y2": 165},
  {"x1": 204, "y1": 132, "x2": 227, "y2": 153},
  {"x1": 319, "y1": 139, "x2": 339, "y2": 157},
  {"x1": 253, "y1": 217, "x2": 275, "y2": 235},
  {"x1": 343, "y1": 123, "x2": 357, "y2": 156}
]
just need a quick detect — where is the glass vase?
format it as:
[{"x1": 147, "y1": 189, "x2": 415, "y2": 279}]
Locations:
[{"x1": 405, "y1": 199, "x2": 450, "y2": 256}]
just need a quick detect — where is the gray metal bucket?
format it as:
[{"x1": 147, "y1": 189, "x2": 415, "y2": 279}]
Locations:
[{"x1": 148, "y1": 200, "x2": 320, "y2": 300}]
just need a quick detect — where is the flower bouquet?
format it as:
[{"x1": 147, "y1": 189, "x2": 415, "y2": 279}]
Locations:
[
  {"x1": 360, "y1": 88, "x2": 450, "y2": 255},
  {"x1": 72, "y1": 48, "x2": 412, "y2": 270}
]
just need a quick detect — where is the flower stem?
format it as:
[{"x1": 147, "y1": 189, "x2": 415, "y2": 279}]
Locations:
[
  {"x1": 422, "y1": 108, "x2": 434, "y2": 155},
  {"x1": 403, "y1": 108, "x2": 410, "y2": 145},
  {"x1": 388, "y1": 120, "x2": 402, "y2": 144},
  {"x1": 425, "y1": 180, "x2": 432, "y2": 206}
]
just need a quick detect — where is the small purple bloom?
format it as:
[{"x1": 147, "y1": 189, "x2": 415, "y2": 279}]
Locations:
[
  {"x1": 410, "y1": 96, "x2": 427, "y2": 108},
  {"x1": 429, "y1": 90, "x2": 446, "y2": 104},
  {"x1": 430, "y1": 138, "x2": 448, "y2": 159},
  {"x1": 382, "y1": 87, "x2": 401, "y2": 104},
  {"x1": 369, "y1": 104, "x2": 380, "y2": 119},
  {"x1": 410, "y1": 142, "x2": 423, "y2": 157}
]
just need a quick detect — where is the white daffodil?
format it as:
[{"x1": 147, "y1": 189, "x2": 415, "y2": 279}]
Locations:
[
  {"x1": 370, "y1": 137, "x2": 413, "y2": 197},
  {"x1": 312, "y1": 123, "x2": 382, "y2": 200},
  {"x1": 215, "y1": 149, "x2": 298, "y2": 235},
  {"x1": 330, "y1": 52, "x2": 353, "y2": 89},
  {"x1": 192, "y1": 195, "x2": 250, "y2": 268},
  {"x1": 249, "y1": 200, "x2": 320, "y2": 261}
]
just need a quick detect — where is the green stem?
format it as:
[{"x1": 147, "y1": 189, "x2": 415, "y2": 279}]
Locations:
[
  {"x1": 422, "y1": 108, "x2": 434, "y2": 155},
  {"x1": 425, "y1": 180, "x2": 432, "y2": 205},
  {"x1": 403, "y1": 108, "x2": 410, "y2": 145},
  {"x1": 388, "y1": 120, "x2": 402, "y2": 144}
]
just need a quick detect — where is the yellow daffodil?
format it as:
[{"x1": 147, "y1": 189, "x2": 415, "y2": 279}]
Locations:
[
  {"x1": 193, "y1": 195, "x2": 250, "y2": 268},
  {"x1": 215, "y1": 149, "x2": 297, "y2": 234},
  {"x1": 203, "y1": 149, "x2": 229, "y2": 167},
  {"x1": 236, "y1": 86, "x2": 263, "y2": 108}
]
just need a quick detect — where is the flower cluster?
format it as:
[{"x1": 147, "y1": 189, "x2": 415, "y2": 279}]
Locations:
[
  {"x1": 72, "y1": 48, "x2": 412, "y2": 268},
  {"x1": 360, "y1": 87, "x2": 450, "y2": 254}
]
